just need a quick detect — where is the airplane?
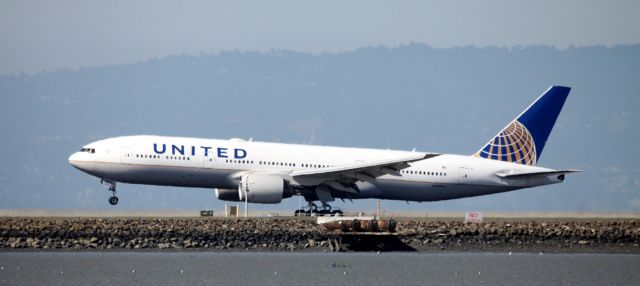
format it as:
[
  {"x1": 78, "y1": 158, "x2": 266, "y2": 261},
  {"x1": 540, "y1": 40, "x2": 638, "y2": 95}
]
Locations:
[{"x1": 68, "y1": 86, "x2": 578, "y2": 214}]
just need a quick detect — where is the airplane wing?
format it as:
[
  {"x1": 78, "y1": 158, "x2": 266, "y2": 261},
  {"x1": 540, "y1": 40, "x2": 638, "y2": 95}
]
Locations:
[
  {"x1": 495, "y1": 169, "x2": 581, "y2": 179},
  {"x1": 290, "y1": 152, "x2": 441, "y2": 192}
]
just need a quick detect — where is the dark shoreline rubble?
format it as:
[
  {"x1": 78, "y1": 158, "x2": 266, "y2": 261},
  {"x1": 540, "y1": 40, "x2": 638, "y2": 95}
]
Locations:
[{"x1": 1, "y1": 218, "x2": 638, "y2": 252}]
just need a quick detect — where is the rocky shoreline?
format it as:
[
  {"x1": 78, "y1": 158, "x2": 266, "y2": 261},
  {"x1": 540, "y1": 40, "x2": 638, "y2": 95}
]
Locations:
[{"x1": 1, "y1": 218, "x2": 638, "y2": 253}]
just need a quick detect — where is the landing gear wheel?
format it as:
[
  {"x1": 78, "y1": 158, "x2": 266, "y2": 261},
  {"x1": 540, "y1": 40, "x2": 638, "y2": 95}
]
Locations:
[
  {"x1": 293, "y1": 201, "x2": 318, "y2": 216},
  {"x1": 101, "y1": 179, "x2": 118, "y2": 206}
]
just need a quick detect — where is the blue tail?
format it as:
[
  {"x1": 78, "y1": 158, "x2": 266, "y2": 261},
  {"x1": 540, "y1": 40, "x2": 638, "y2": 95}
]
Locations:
[{"x1": 474, "y1": 86, "x2": 571, "y2": 165}]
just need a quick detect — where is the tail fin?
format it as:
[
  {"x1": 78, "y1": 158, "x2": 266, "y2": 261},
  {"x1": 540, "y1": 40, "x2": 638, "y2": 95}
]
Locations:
[{"x1": 474, "y1": 86, "x2": 571, "y2": 166}]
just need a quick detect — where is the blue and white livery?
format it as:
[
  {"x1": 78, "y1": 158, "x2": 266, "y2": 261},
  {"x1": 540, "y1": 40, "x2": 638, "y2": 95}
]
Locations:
[{"x1": 69, "y1": 86, "x2": 579, "y2": 212}]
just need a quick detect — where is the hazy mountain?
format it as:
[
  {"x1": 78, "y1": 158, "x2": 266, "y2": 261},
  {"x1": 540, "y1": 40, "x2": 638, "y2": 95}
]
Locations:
[{"x1": 1, "y1": 44, "x2": 638, "y2": 212}]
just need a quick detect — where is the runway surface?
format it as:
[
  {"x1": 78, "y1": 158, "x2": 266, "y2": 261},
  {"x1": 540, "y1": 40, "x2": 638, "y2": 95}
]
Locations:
[{"x1": 1, "y1": 252, "x2": 639, "y2": 286}]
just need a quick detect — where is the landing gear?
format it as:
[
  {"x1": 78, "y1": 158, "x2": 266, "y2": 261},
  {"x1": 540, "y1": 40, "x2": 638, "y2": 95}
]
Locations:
[
  {"x1": 101, "y1": 179, "x2": 119, "y2": 206},
  {"x1": 294, "y1": 202, "x2": 317, "y2": 216},
  {"x1": 108, "y1": 196, "x2": 119, "y2": 205},
  {"x1": 294, "y1": 201, "x2": 343, "y2": 216}
]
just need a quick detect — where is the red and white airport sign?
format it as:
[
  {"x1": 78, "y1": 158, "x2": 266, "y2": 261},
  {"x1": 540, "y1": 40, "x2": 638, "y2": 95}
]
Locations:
[{"x1": 464, "y1": 211, "x2": 483, "y2": 223}]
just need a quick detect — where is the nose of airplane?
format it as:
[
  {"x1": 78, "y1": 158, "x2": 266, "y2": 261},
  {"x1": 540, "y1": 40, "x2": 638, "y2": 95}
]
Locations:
[{"x1": 68, "y1": 152, "x2": 81, "y2": 168}]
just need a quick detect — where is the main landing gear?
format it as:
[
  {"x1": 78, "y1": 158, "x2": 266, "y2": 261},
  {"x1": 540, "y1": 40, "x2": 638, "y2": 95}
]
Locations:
[
  {"x1": 294, "y1": 201, "x2": 343, "y2": 216},
  {"x1": 101, "y1": 179, "x2": 119, "y2": 205}
]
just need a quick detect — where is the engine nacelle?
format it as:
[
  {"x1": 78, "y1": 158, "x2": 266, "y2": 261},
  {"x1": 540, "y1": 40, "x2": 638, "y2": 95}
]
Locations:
[
  {"x1": 215, "y1": 188, "x2": 241, "y2": 202},
  {"x1": 238, "y1": 174, "x2": 292, "y2": 204}
]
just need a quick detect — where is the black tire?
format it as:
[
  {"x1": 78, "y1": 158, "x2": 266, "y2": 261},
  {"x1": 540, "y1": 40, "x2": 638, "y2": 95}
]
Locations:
[{"x1": 108, "y1": 196, "x2": 119, "y2": 205}]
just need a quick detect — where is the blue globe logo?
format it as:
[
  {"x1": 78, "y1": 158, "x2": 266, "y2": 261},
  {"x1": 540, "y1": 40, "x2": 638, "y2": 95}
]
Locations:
[{"x1": 475, "y1": 120, "x2": 537, "y2": 165}]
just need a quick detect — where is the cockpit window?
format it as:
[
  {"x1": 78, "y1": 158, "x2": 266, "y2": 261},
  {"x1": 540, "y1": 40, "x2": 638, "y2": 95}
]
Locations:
[{"x1": 80, "y1": 148, "x2": 96, "y2": 154}]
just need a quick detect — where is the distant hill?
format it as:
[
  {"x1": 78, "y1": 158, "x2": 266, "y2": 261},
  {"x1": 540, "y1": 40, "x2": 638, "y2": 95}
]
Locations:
[{"x1": 1, "y1": 44, "x2": 638, "y2": 212}]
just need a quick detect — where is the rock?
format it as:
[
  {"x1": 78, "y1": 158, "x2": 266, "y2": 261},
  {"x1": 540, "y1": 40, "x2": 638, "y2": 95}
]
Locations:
[{"x1": 0, "y1": 217, "x2": 638, "y2": 251}]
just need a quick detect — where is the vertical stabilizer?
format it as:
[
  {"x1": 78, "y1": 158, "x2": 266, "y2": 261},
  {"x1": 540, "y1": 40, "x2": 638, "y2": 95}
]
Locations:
[{"x1": 474, "y1": 86, "x2": 571, "y2": 165}]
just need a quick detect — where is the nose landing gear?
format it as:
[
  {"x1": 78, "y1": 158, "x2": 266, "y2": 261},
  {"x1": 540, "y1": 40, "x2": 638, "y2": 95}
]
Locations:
[
  {"x1": 101, "y1": 179, "x2": 119, "y2": 205},
  {"x1": 108, "y1": 196, "x2": 119, "y2": 205}
]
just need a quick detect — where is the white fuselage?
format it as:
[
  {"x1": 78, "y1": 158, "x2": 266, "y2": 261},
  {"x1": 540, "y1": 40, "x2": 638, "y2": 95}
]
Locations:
[{"x1": 68, "y1": 135, "x2": 564, "y2": 202}]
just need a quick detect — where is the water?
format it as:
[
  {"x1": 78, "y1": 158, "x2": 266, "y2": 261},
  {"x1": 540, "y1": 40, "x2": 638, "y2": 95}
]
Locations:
[{"x1": 1, "y1": 252, "x2": 639, "y2": 286}]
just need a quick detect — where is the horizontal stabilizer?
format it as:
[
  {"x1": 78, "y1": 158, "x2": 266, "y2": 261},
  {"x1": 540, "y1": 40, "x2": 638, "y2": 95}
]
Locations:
[{"x1": 495, "y1": 169, "x2": 581, "y2": 179}]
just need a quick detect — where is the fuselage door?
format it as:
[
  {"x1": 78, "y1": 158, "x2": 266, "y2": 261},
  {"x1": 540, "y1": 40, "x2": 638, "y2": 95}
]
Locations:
[
  {"x1": 458, "y1": 167, "x2": 472, "y2": 184},
  {"x1": 120, "y1": 147, "x2": 132, "y2": 163},
  {"x1": 203, "y1": 155, "x2": 216, "y2": 169}
]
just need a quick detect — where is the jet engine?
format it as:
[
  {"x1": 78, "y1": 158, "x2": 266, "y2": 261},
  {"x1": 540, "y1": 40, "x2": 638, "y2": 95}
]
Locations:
[
  {"x1": 215, "y1": 188, "x2": 241, "y2": 202},
  {"x1": 238, "y1": 174, "x2": 292, "y2": 204}
]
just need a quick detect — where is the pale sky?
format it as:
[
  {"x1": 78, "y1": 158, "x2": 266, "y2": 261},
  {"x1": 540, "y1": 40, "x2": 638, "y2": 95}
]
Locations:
[{"x1": 1, "y1": 0, "x2": 639, "y2": 74}]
